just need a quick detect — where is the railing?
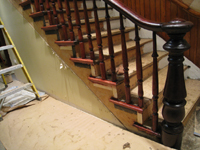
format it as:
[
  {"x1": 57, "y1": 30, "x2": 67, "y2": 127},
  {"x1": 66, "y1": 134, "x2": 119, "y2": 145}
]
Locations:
[{"x1": 27, "y1": 0, "x2": 193, "y2": 148}]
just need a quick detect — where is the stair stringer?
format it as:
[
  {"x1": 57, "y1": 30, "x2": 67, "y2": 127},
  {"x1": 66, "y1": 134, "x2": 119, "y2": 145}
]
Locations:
[{"x1": 5, "y1": 0, "x2": 154, "y2": 136}]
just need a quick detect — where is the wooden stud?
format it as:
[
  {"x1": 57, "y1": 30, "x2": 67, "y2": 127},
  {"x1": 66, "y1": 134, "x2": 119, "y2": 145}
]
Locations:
[
  {"x1": 51, "y1": 0, "x2": 59, "y2": 24},
  {"x1": 73, "y1": 0, "x2": 86, "y2": 59},
  {"x1": 83, "y1": 0, "x2": 95, "y2": 60},
  {"x1": 105, "y1": 3, "x2": 117, "y2": 82},
  {"x1": 64, "y1": 0, "x2": 75, "y2": 41},
  {"x1": 46, "y1": 0, "x2": 53, "y2": 25},
  {"x1": 57, "y1": 0, "x2": 68, "y2": 40},
  {"x1": 120, "y1": 14, "x2": 131, "y2": 104},
  {"x1": 93, "y1": 0, "x2": 106, "y2": 80},
  {"x1": 152, "y1": 32, "x2": 158, "y2": 132},
  {"x1": 134, "y1": 24, "x2": 143, "y2": 108}
]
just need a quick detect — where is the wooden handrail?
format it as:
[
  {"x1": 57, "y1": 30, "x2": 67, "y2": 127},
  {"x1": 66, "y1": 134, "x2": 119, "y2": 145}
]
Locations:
[{"x1": 103, "y1": 0, "x2": 163, "y2": 32}]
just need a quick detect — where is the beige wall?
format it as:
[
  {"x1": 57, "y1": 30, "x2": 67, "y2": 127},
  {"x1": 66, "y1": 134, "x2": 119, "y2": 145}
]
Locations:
[
  {"x1": 182, "y1": 0, "x2": 200, "y2": 12},
  {"x1": 0, "y1": 0, "x2": 123, "y2": 127}
]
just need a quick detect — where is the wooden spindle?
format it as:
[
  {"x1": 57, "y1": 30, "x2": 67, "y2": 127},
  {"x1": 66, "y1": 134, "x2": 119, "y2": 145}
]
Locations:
[
  {"x1": 73, "y1": 0, "x2": 86, "y2": 59},
  {"x1": 83, "y1": 0, "x2": 95, "y2": 60},
  {"x1": 135, "y1": 24, "x2": 143, "y2": 108},
  {"x1": 34, "y1": 0, "x2": 40, "y2": 12},
  {"x1": 120, "y1": 14, "x2": 131, "y2": 104},
  {"x1": 161, "y1": 19, "x2": 193, "y2": 149},
  {"x1": 93, "y1": 0, "x2": 106, "y2": 80},
  {"x1": 152, "y1": 31, "x2": 158, "y2": 132},
  {"x1": 46, "y1": 0, "x2": 53, "y2": 25},
  {"x1": 39, "y1": 0, "x2": 44, "y2": 11},
  {"x1": 51, "y1": 0, "x2": 59, "y2": 24},
  {"x1": 64, "y1": 0, "x2": 75, "y2": 41},
  {"x1": 105, "y1": 3, "x2": 117, "y2": 82},
  {"x1": 57, "y1": 0, "x2": 68, "y2": 40}
]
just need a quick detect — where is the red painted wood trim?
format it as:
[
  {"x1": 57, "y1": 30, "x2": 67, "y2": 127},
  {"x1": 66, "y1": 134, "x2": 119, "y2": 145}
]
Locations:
[
  {"x1": 41, "y1": 25, "x2": 59, "y2": 31},
  {"x1": 109, "y1": 98, "x2": 143, "y2": 113},
  {"x1": 103, "y1": 0, "x2": 163, "y2": 31},
  {"x1": 133, "y1": 123, "x2": 161, "y2": 138},
  {"x1": 70, "y1": 58, "x2": 94, "y2": 65},
  {"x1": 19, "y1": 0, "x2": 30, "y2": 7},
  {"x1": 55, "y1": 41, "x2": 75, "y2": 46},
  {"x1": 29, "y1": 11, "x2": 43, "y2": 18},
  {"x1": 88, "y1": 77, "x2": 117, "y2": 86}
]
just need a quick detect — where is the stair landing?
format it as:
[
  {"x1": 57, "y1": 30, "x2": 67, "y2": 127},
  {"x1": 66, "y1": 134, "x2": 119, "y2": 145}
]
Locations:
[{"x1": 0, "y1": 96, "x2": 173, "y2": 150}]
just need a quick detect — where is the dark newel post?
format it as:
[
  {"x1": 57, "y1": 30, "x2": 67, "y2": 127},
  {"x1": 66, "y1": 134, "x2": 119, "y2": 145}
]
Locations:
[
  {"x1": 105, "y1": 3, "x2": 117, "y2": 82},
  {"x1": 83, "y1": 0, "x2": 95, "y2": 60},
  {"x1": 161, "y1": 19, "x2": 193, "y2": 149},
  {"x1": 135, "y1": 24, "x2": 143, "y2": 108},
  {"x1": 152, "y1": 31, "x2": 158, "y2": 132},
  {"x1": 120, "y1": 13, "x2": 131, "y2": 104}
]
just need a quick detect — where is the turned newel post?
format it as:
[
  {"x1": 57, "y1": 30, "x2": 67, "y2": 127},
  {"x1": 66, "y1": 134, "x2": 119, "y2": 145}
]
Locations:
[{"x1": 161, "y1": 19, "x2": 193, "y2": 149}]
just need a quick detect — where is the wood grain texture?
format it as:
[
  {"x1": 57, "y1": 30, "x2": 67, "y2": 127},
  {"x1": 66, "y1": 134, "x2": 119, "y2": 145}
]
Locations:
[{"x1": 117, "y1": 0, "x2": 200, "y2": 68}]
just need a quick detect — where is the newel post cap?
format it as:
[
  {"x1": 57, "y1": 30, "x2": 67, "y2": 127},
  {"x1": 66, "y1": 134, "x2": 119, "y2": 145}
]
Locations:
[{"x1": 161, "y1": 18, "x2": 193, "y2": 34}]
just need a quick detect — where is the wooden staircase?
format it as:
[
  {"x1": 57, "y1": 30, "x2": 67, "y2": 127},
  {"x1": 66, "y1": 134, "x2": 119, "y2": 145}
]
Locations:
[{"x1": 17, "y1": 0, "x2": 200, "y2": 149}]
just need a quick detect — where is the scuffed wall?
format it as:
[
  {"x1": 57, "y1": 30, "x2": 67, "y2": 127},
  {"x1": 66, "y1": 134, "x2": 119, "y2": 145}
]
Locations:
[{"x1": 0, "y1": 0, "x2": 123, "y2": 128}]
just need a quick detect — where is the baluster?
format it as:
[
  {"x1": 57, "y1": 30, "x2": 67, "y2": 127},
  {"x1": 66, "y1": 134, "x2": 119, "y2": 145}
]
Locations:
[
  {"x1": 105, "y1": 3, "x2": 117, "y2": 82},
  {"x1": 83, "y1": 0, "x2": 95, "y2": 60},
  {"x1": 39, "y1": 0, "x2": 44, "y2": 11},
  {"x1": 120, "y1": 14, "x2": 131, "y2": 104},
  {"x1": 64, "y1": 0, "x2": 75, "y2": 41},
  {"x1": 51, "y1": 0, "x2": 59, "y2": 24},
  {"x1": 46, "y1": 0, "x2": 53, "y2": 25},
  {"x1": 73, "y1": 0, "x2": 86, "y2": 59},
  {"x1": 34, "y1": 0, "x2": 40, "y2": 12},
  {"x1": 152, "y1": 32, "x2": 158, "y2": 132},
  {"x1": 135, "y1": 24, "x2": 144, "y2": 108},
  {"x1": 93, "y1": 0, "x2": 106, "y2": 80},
  {"x1": 161, "y1": 19, "x2": 193, "y2": 149},
  {"x1": 57, "y1": 0, "x2": 68, "y2": 40}
]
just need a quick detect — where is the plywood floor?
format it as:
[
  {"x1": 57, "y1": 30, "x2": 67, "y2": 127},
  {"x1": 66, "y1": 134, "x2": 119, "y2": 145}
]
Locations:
[{"x1": 0, "y1": 96, "x2": 173, "y2": 150}]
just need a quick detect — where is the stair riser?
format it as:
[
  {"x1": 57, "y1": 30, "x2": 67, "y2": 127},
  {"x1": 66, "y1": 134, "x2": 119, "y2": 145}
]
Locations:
[
  {"x1": 84, "y1": 32, "x2": 130, "y2": 54},
  {"x1": 116, "y1": 64, "x2": 153, "y2": 99}
]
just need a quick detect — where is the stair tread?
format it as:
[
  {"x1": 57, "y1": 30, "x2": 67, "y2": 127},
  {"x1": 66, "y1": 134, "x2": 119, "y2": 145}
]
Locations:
[
  {"x1": 42, "y1": 16, "x2": 121, "y2": 30},
  {"x1": 96, "y1": 39, "x2": 152, "y2": 57},
  {"x1": 83, "y1": 27, "x2": 135, "y2": 40},
  {"x1": 158, "y1": 79, "x2": 200, "y2": 123},
  {"x1": 0, "y1": 64, "x2": 23, "y2": 75},
  {"x1": 0, "y1": 83, "x2": 32, "y2": 100},
  {"x1": 72, "y1": 16, "x2": 121, "y2": 25},
  {"x1": 0, "y1": 45, "x2": 14, "y2": 51},
  {"x1": 131, "y1": 65, "x2": 168, "y2": 99},
  {"x1": 131, "y1": 65, "x2": 188, "y2": 99},
  {"x1": 108, "y1": 51, "x2": 168, "y2": 76}
]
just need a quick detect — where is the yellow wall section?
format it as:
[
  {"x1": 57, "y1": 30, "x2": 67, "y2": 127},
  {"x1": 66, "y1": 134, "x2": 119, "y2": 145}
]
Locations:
[{"x1": 0, "y1": 0, "x2": 123, "y2": 127}]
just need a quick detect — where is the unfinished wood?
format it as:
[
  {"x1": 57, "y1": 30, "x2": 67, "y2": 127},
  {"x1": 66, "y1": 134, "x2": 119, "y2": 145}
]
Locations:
[
  {"x1": 116, "y1": 51, "x2": 168, "y2": 76},
  {"x1": 0, "y1": 97, "x2": 173, "y2": 150},
  {"x1": 83, "y1": 28, "x2": 131, "y2": 53},
  {"x1": 158, "y1": 79, "x2": 200, "y2": 126},
  {"x1": 97, "y1": 39, "x2": 152, "y2": 57}
]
